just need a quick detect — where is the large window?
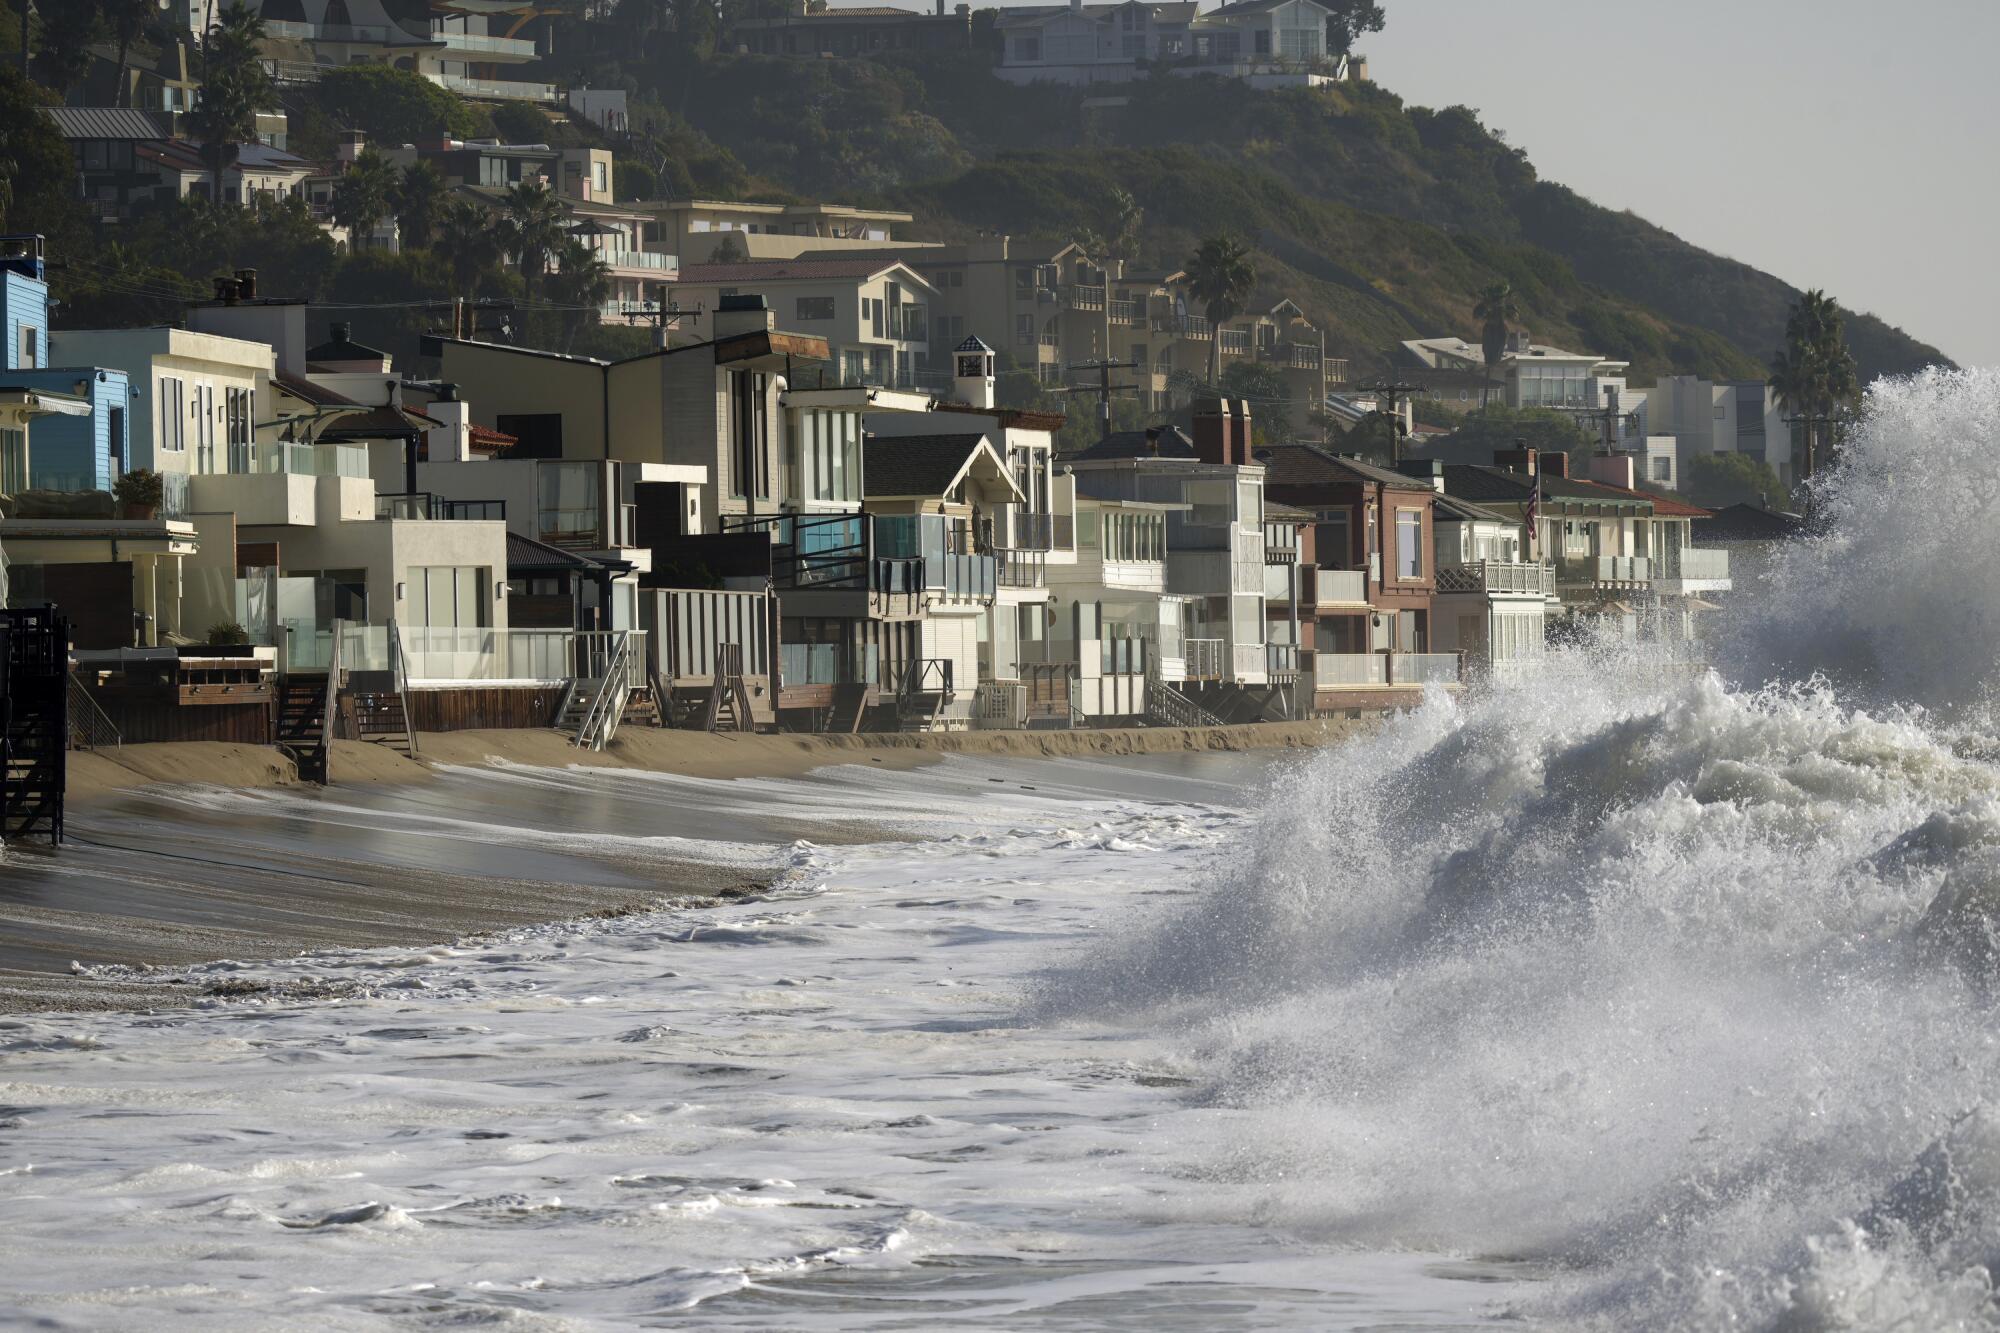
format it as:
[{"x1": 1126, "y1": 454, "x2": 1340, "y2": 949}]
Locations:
[
  {"x1": 538, "y1": 461, "x2": 602, "y2": 546},
  {"x1": 17, "y1": 324, "x2": 39, "y2": 369},
  {"x1": 0, "y1": 428, "x2": 25, "y2": 495},
  {"x1": 408, "y1": 566, "x2": 488, "y2": 628},
  {"x1": 1102, "y1": 510, "x2": 1164, "y2": 562},
  {"x1": 157, "y1": 375, "x2": 186, "y2": 456},
  {"x1": 795, "y1": 296, "x2": 836, "y2": 321},
  {"x1": 729, "y1": 369, "x2": 769, "y2": 499},
  {"x1": 495, "y1": 413, "x2": 563, "y2": 459},
  {"x1": 225, "y1": 386, "x2": 254, "y2": 471},
  {"x1": 1515, "y1": 363, "x2": 1592, "y2": 408},
  {"x1": 1395, "y1": 509, "x2": 1423, "y2": 580},
  {"x1": 799, "y1": 408, "x2": 861, "y2": 504}
]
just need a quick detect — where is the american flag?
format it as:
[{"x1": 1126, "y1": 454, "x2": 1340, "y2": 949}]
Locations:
[{"x1": 1523, "y1": 474, "x2": 1541, "y2": 559}]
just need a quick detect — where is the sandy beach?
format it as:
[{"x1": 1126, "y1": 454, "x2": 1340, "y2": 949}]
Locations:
[{"x1": 3, "y1": 720, "x2": 1361, "y2": 1015}]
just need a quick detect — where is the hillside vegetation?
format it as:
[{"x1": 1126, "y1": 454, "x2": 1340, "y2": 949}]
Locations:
[{"x1": 622, "y1": 49, "x2": 1945, "y2": 385}]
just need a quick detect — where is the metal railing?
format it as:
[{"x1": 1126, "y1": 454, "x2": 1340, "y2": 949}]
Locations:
[
  {"x1": 1266, "y1": 642, "x2": 1298, "y2": 675},
  {"x1": 65, "y1": 672, "x2": 121, "y2": 750},
  {"x1": 1217, "y1": 329, "x2": 1251, "y2": 355},
  {"x1": 377, "y1": 492, "x2": 505, "y2": 521},
  {"x1": 1069, "y1": 283, "x2": 1105, "y2": 310},
  {"x1": 1107, "y1": 299, "x2": 1141, "y2": 325},
  {"x1": 996, "y1": 548, "x2": 1047, "y2": 589},
  {"x1": 428, "y1": 72, "x2": 558, "y2": 103},
  {"x1": 573, "y1": 630, "x2": 636, "y2": 751},
  {"x1": 433, "y1": 28, "x2": 538, "y2": 57},
  {"x1": 1144, "y1": 658, "x2": 1224, "y2": 728},
  {"x1": 596, "y1": 249, "x2": 676, "y2": 272}
]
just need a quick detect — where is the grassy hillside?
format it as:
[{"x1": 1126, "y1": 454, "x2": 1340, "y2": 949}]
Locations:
[{"x1": 631, "y1": 50, "x2": 1945, "y2": 385}]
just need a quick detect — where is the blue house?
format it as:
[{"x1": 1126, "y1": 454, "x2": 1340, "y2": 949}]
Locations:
[{"x1": 1, "y1": 235, "x2": 132, "y2": 492}]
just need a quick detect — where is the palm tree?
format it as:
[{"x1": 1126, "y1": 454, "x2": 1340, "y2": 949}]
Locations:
[
  {"x1": 103, "y1": 0, "x2": 157, "y2": 108},
  {"x1": 1183, "y1": 233, "x2": 1257, "y2": 390},
  {"x1": 1771, "y1": 287, "x2": 1861, "y2": 491},
  {"x1": 188, "y1": 2, "x2": 274, "y2": 204},
  {"x1": 498, "y1": 179, "x2": 568, "y2": 302},
  {"x1": 1472, "y1": 280, "x2": 1519, "y2": 408},
  {"x1": 394, "y1": 161, "x2": 447, "y2": 252},
  {"x1": 329, "y1": 148, "x2": 396, "y2": 251},
  {"x1": 436, "y1": 199, "x2": 498, "y2": 301},
  {"x1": 545, "y1": 238, "x2": 611, "y2": 351}
]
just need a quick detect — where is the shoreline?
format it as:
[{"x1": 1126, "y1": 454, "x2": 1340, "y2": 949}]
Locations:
[
  {"x1": 7, "y1": 721, "x2": 1365, "y2": 1017},
  {"x1": 66, "y1": 718, "x2": 1363, "y2": 800}
]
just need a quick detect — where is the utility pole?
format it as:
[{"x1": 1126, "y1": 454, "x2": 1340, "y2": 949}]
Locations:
[
  {"x1": 1783, "y1": 409, "x2": 1854, "y2": 524},
  {"x1": 1573, "y1": 384, "x2": 1638, "y2": 454},
  {"x1": 1352, "y1": 377, "x2": 1425, "y2": 462},
  {"x1": 1056, "y1": 357, "x2": 1140, "y2": 436}
]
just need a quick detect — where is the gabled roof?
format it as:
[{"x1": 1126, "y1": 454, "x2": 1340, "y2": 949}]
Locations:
[
  {"x1": 862, "y1": 433, "x2": 1021, "y2": 501},
  {"x1": 506, "y1": 531, "x2": 604, "y2": 572},
  {"x1": 1441, "y1": 464, "x2": 1655, "y2": 506},
  {"x1": 1632, "y1": 488, "x2": 1712, "y2": 518},
  {"x1": 1204, "y1": 0, "x2": 1323, "y2": 16},
  {"x1": 1257, "y1": 443, "x2": 1436, "y2": 492},
  {"x1": 1692, "y1": 501, "x2": 1806, "y2": 542},
  {"x1": 42, "y1": 107, "x2": 168, "y2": 141},
  {"x1": 1433, "y1": 492, "x2": 1515, "y2": 525},
  {"x1": 677, "y1": 258, "x2": 934, "y2": 287}
]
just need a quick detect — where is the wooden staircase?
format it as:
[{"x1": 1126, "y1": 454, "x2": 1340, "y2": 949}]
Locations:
[
  {"x1": 1145, "y1": 667, "x2": 1226, "y2": 730},
  {"x1": 825, "y1": 682, "x2": 870, "y2": 734},
  {"x1": 275, "y1": 672, "x2": 332, "y2": 784},
  {"x1": 1, "y1": 608, "x2": 69, "y2": 846},
  {"x1": 349, "y1": 691, "x2": 416, "y2": 755},
  {"x1": 894, "y1": 658, "x2": 952, "y2": 733}
]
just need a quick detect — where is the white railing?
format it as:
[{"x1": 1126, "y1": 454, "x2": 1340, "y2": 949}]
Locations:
[
  {"x1": 1314, "y1": 653, "x2": 1386, "y2": 687},
  {"x1": 429, "y1": 72, "x2": 558, "y2": 103},
  {"x1": 434, "y1": 29, "x2": 537, "y2": 58},
  {"x1": 1559, "y1": 555, "x2": 1652, "y2": 586},
  {"x1": 1393, "y1": 653, "x2": 1462, "y2": 686},
  {"x1": 1183, "y1": 637, "x2": 1224, "y2": 680},
  {"x1": 313, "y1": 626, "x2": 648, "y2": 685},
  {"x1": 1314, "y1": 568, "x2": 1368, "y2": 604},
  {"x1": 237, "y1": 440, "x2": 368, "y2": 478},
  {"x1": 1436, "y1": 560, "x2": 1555, "y2": 597},
  {"x1": 597, "y1": 249, "x2": 677, "y2": 272},
  {"x1": 1662, "y1": 547, "x2": 1730, "y2": 581}
]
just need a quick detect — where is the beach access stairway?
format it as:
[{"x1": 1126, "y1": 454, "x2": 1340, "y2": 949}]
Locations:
[
  {"x1": 0, "y1": 606, "x2": 69, "y2": 845},
  {"x1": 1145, "y1": 663, "x2": 1225, "y2": 730},
  {"x1": 892, "y1": 658, "x2": 953, "y2": 733},
  {"x1": 666, "y1": 642, "x2": 753, "y2": 733},
  {"x1": 553, "y1": 629, "x2": 649, "y2": 751}
]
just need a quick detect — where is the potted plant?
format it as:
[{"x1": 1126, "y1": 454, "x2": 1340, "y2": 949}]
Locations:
[
  {"x1": 113, "y1": 468, "x2": 164, "y2": 519},
  {"x1": 206, "y1": 622, "x2": 252, "y2": 647}
]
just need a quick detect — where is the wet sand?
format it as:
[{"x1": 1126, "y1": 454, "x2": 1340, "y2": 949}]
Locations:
[{"x1": 4, "y1": 721, "x2": 1361, "y2": 1014}]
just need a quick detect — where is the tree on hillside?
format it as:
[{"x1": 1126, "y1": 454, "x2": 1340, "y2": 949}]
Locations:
[
  {"x1": 499, "y1": 180, "x2": 568, "y2": 302},
  {"x1": 189, "y1": 2, "x2": 274, "y2": 203},
  {"x1": 1770, "y1": 288, "x2": 1860, "y2": 491},
  {"x1": 1683, "y1": 452, "x2": 1791, "y2": 514},
  {"x1": 98, "y1": 0, "x2": 159, "y2": 106},
  {"x1": 1436, "y1": 405, "x2": 1591, "y2": 463},
  {"x1": 436, "y1": 198, "x2": 500, "y2": 300},
  {"x1": 1472, "y1": 280, "x2": 1518, "y2": 408},
  {"x1": 1323, "y1": 0, "x2": 1386, "y2": 55},
  {"x1": 393, "y1": 161, "x2": 447, "y2": 252},
  {"x1": 311, "y1": 65, "x2": 479, "y2": 148},
  {"x1": 32, "y1": 0, "x2": 101, "y2": 97},
  {"x1": 330, "y1": 148, "x2": 397, "y2": 250},
  {"x1": 545, "y1": 238, "x2": 611, "y2": 351},
  {"x1": 1220, "y1": 359, "x2": 1293, "y2": 445},
  {"x1": 0, "y1": 68, "x2": 82, "y2": 240},
  {"x1": 1184, "y1": 233, "x2": 1256, "y2": 390}
]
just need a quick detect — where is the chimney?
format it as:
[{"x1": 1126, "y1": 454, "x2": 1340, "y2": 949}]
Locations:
[
  {"x1": 713, "y1": 292, "x2": 773, "y2": 340},
  {"x1": 1144, "y1": 426, "x2": 1160, "y2": 456},
  {"x1": 1229, "y1": 396, "x2": 1252, "y2": 464},
  {"x1": 214, "y1": 276, "x2": 241, "y2": 305},
  {"x1": 426, "y1": 385, "x2": 472, "y2": 463},
  {"x1": 1192, "y1": 396, "x2": 1230, "y2": 465},
  {"x1": 1494, "y1": 441, "x2": 1537, "y2": 476},
  {"x1": 337, "y1": 130, "x2": 366, "y2": 165},
  {"x1": 234, "y1": 268, "x2": 258, "y2": 300},
  {"x1": 1586, "y1": 454, "x2": 1635, "y2": 490}
]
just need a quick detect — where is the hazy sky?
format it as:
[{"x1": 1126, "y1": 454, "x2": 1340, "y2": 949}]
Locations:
[
  {"x1": 922, "y1": 0, "x2": 1997, "y2": 368},
  {"x1": 1363, "y1": 1, "x2": 1997, "y2": 369}
]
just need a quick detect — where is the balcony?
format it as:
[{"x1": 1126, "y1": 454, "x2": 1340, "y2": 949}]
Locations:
[
  {"x1": 1325, "y1": 357, "x2": 1351, "y2": 385},
  {"x1": 1557, "y1": 554, "x2": 1652, "y2": 589},
  {"x1": 1108, "y1": 299, "x2": 1143, "y2": 326},
  {"x1": 1262, "y1": 520, "x2": 1299, "y2": 563},
  {"x1": 1314, "y1": 652, "x2": 1385, "y2": 688},
  {"x1": 1183, "y1": 637, "x2": 1225, "y2": 681},
  {"x1": 1393, "y1": 652, "x2": 1463, "y2": 686},
  {"x1": 1183, "y1": 316, "x2": 1213, "y2": 340},
  {"x1": 1653, "y1": 546, "x2": 1732, "y2": 594},
  {"x1": 779, "y1": 641, "x2": 879, "y2": 687},
  {"x1": 264, "y1": 18, "x2": 417, "y2": 42},
  {"x1": 996, "y1": 547, "x2": 1047, "y2": 590},
  {"x1": 1266, "y1": 642, "x2": 1298, "y2": 676},
  {"x1": 1436, "y1": 560, "x2": 1556, "y2": 598},
  {"x1": 428, "y1": 72, "x2": 558, "y2": 103},
  {"x1": 377, "y1": 493, "x2": 505, "y2": 521},
  {"x1": 433, "y1": 28, "x2": 538, "y2": 59},
  {"x1": 1312, "y1": 567, "x2": 1369, "y2": 606},
  {"x1": 1217, "y1": 329, "x2": 1251, "y2": 356},
  {"x1": 596, "y1": 249, "x2": 678, "y2": 273},
  {"x1": 1258, "y1": 342, "x2": 1322, "y2": 371},
  {"x1": 1069, "y1": 282, "x2": 1106, "y2": 310}
]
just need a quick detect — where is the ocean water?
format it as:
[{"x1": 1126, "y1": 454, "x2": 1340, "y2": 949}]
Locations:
[{"x1": 5, "y1": 367, "x2": 2000, "y2": 1329}]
